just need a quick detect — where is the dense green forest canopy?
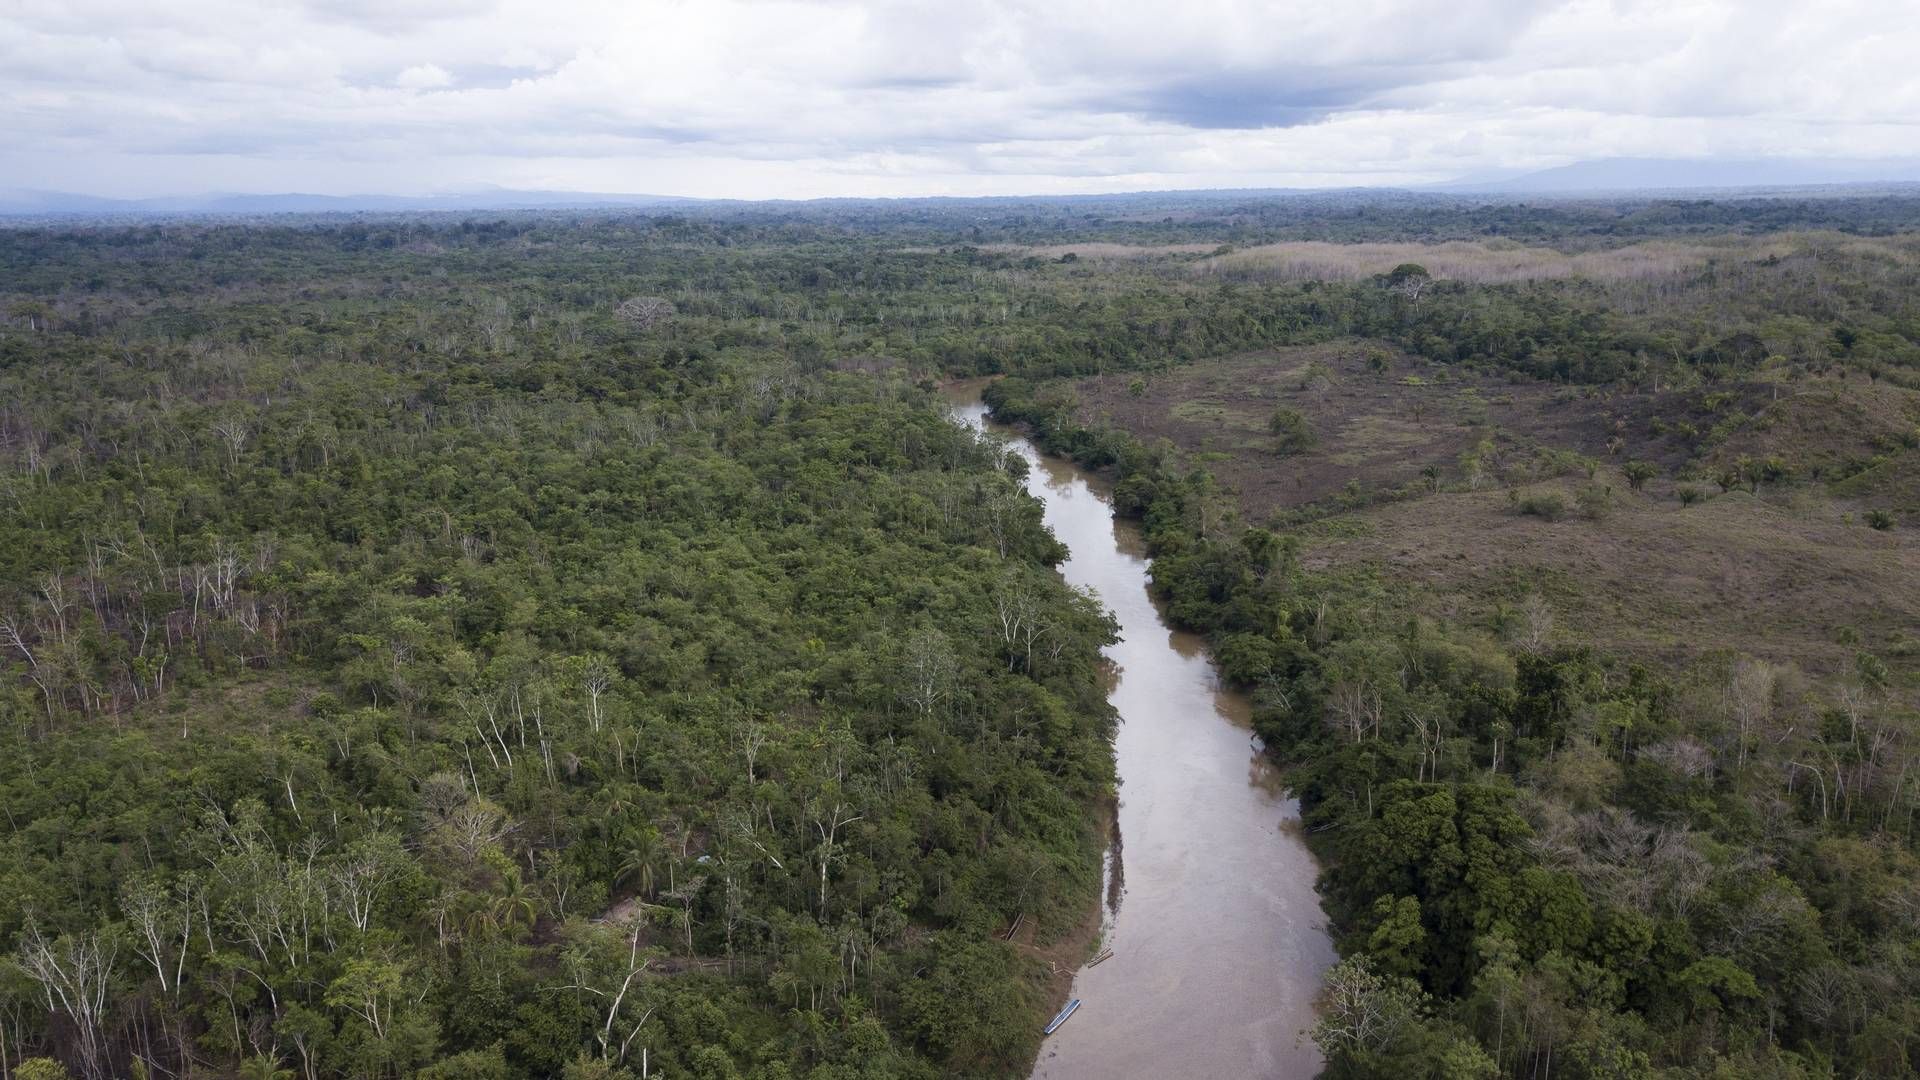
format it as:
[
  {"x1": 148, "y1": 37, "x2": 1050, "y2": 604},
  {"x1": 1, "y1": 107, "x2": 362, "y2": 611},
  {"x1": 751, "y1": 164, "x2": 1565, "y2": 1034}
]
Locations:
[
  {"x1": 0, "y1": 216, "x2": 1131, "y2": 1080},
  {"x1": 2, "y1": 189, "x2": 1919, "y2": 1079}
]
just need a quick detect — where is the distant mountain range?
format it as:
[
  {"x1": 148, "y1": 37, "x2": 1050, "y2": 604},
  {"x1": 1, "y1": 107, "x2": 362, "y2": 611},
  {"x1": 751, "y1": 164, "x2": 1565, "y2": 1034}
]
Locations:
[
  {"x1": 9, "y1": 159, "x2": 1920, "y2": 217},
  {"x1": 0, "y1": 188, "x2": 697, "y2": 216},
  {"x1": 1431, "y1": 157, "x2": 1920, "y2": 194}
]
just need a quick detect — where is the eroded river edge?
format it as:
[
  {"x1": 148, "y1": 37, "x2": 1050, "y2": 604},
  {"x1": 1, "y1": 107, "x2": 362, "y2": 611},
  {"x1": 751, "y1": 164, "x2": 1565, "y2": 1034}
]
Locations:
[{"x1": 942, "y1": 384, "x2": 1337, "y2": 1080}]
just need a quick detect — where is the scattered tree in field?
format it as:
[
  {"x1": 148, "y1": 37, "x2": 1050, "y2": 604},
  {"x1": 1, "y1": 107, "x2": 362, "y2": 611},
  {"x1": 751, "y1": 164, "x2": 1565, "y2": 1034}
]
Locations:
[
  {"x1": 1385, "y1": 263, "x2": 1435, "y2": 304},
  {"x1": 1268, "y1": 406, "x2": 1316, "y2": 455},
  {"x1": 1298, "y1": 360, "x2": 1337, "y2": 401}
]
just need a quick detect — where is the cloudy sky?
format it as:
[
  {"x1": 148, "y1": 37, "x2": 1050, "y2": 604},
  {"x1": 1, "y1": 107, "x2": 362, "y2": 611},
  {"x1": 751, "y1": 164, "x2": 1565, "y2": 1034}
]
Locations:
[{"x1": 4, "y1": 0, "x2": 1918, "y2": 199}]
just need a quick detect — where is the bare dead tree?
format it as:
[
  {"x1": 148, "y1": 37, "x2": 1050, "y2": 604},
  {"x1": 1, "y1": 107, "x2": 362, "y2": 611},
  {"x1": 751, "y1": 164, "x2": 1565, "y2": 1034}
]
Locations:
[
  {"x1": 1513, "y1": 594, "x2": 1556, "y2": 655},
  {"x1": 578, "y1": 654, "x2": 617, "y2": 734},
  {"x1": 732, "y1": 718, "x2": 771, "y2": 785},
  {"x1": 899, "y1": 626, "x2": 957, "y2": 720},
  {"x1": 17, "y1": 923, "x2": 119, "y2": 1079},
  {"x1": 210, "y1": 414, "x2": 251, "y2": 475},
  {"x1": 810, "y1": 802, "x2": 862, "y2": 916},
  {"x1": 0, "y1": 613, "x2": 56, "y2": 719},
  {"x1": 1404, "y1": 697, "x2": 1446, "y2": 782},
  {"x1": 616, "y1": 296, "x2": 677, "y2": 333},
  {"x1": 119, "y1": 872, "x2": 195, "y2": 996},
  {"x1": 1729, "y1": 657, "x2": 1782, "y2": 768},
  {"x1": 1326, "y1": 672, "x2": 1384, "y2": 744}
]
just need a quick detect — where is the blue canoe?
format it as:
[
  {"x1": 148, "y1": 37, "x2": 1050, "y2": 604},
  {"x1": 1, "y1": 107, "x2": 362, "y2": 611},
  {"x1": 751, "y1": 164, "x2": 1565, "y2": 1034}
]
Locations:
[{"x1": 1043, "y1": 999, "x2": 1081, "y2": 1035}]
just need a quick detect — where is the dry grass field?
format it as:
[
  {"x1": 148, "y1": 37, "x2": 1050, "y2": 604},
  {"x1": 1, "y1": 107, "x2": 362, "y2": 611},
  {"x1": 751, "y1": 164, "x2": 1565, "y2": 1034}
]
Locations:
[
  {"x1": 1067, "y1": 342, "x2": 1920, "y2": 681},
  {"x1": 970, "y1": 231, "x2": 1920, "y2": 286},
  {"x1": 1196, "y1": 238, "x2": 1773, "y2": 284},
  {"x1": 1299, "y1": 483, "x2": 1918, "y2": 675}
]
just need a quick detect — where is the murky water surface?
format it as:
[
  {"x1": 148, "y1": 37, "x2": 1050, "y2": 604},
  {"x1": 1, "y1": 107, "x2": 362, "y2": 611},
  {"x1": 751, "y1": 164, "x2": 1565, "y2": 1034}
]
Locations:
[{"x1": 944, "y1": 386, "x2": 1336, "y2": 1080}]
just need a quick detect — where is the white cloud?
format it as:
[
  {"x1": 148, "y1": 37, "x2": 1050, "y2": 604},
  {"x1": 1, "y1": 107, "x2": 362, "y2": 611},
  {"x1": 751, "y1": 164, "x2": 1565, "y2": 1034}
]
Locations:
[
  {"x1": 2, "y1": 0, "x2": 1917, "y2": 198},
  {"x1": 395, "y1": 64, "x2": 455, "y2": 90}
]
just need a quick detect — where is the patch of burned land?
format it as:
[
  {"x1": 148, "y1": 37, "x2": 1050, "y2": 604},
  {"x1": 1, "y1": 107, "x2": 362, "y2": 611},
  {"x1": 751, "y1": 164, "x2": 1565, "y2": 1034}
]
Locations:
[{"x1": 1068, "y1": 342, "x2": 1920, "y2": 681}]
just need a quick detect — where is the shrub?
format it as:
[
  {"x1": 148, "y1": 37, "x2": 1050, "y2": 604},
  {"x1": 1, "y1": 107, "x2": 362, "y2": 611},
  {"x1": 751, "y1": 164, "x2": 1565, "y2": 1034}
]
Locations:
[
  {"x1": 1268, "y1": 406, "x2": 1317, "y2": 454},
  {"x1": 1678, "y1": 486, "x2": 1705, "y2": 506},
  {"x1": 1867, "y1": 509, "x2": 1896, "y2": 530},
  {"x1": 1577, "y1": 483, "x2": 1615, "y2": 520},
  {"x1": 1517, "y1": 492, "x2": 1567, "y2": 521},
  {"x1": 1623, "y1": 460, "x2": 1657, "y2": 490}
]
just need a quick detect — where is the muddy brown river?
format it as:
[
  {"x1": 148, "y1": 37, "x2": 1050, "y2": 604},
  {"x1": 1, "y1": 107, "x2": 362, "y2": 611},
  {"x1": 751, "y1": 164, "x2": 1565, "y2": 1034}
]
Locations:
[{"x1": 945, "y1": 388, "x2": 1336, "y2": 1080}]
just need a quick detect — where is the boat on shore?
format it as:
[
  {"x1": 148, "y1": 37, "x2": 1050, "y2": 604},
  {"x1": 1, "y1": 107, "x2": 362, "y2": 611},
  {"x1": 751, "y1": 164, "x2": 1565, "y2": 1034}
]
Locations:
[{"x1": 1043, "y1": 999, "x2": 1081, "y2": 1035}]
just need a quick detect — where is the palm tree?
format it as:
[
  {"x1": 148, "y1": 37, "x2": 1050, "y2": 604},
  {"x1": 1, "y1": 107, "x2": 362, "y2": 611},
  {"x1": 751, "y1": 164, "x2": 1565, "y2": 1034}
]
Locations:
[
  {"x1": 616, "y1": 827, "x2": 667, "y2": 900},
  {"x1": 494, "y1": 867, "x2": 541, "y2": 933},
  {"x1": 466, "y1": 869, "x2": 541, "y2": 937}
]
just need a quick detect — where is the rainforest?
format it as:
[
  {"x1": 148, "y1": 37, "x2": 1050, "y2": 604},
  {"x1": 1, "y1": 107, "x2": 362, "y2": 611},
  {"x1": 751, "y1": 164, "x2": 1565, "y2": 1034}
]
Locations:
[{"x1": 2, "y1": 191, "x2": 1918, "y2": 1079}]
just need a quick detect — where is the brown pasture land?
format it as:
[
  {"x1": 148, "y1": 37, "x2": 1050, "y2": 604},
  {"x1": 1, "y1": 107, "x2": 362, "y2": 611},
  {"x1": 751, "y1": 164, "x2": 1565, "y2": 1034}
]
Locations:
[
  {"x1": 1196, "y1": 239, "x2": 1772, "y2": 284},
  {"x1": 1068, "y1": 342, "x2": 1920, "y2": 680},
  {"x1": 965, "y1": 231, "x2": 1920, "y2": 284}
]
